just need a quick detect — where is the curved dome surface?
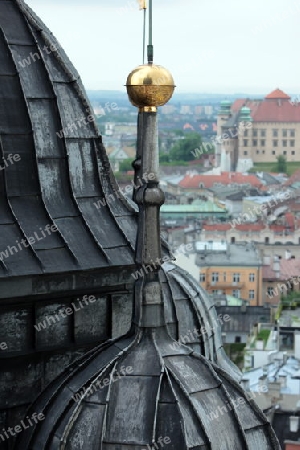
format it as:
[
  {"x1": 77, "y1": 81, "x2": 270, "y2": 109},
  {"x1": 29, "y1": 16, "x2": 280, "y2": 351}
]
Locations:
[
  {"x1": 0, "y1": 0, "x2": 137, "y2": 277},
  {"x1": 162, "y1": 263, "x2": 242, "y2": 382},
  {"x1": 0, "y1": 0, "x2": 241, "y2": 384},
  {"x1": 15, "y1": 307, "x2": 279, "y2": 449}
]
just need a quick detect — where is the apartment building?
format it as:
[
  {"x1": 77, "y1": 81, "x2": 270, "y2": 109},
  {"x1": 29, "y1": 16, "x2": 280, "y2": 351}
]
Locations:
[{"x1": 196, "y1": 242, "x2": 263, "y2": 305}]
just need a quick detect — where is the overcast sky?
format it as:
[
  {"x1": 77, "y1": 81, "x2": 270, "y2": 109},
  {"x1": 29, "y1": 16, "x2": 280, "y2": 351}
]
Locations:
[{"x1": 26, "y1": 0, "x2": 300, "y2": 95}]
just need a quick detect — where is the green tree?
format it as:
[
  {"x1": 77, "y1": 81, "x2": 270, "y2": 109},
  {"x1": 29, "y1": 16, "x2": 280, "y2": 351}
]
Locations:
[
  {"x1": 119, "y1": 158, "x2": 133, "y2": 172},
  {"x1": 169, "y1": 133, "x2": 203, "y2": 162},
  {"x1": 159, "y1": 153, "x2": 170, "y2": 163},
  {"x1": 276, "y1": 155, "x2": 287, "y2": 173}
]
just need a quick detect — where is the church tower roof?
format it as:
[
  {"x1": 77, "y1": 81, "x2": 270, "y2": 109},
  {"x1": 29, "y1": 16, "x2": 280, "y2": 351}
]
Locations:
[
  {"x1": 0, "y1": 0, "x2": 137, "y2": 278},
  {"x1": 14, "y1": 2, "x2": 280, "y2": 448}
]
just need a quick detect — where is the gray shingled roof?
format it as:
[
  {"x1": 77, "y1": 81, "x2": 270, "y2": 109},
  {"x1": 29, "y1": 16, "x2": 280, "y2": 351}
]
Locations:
[
  {"x1": 0, "y1": 0, "x2": 241, "y2": 385},
  {"x1": 15, "y1": 275, "x2": 280, "y2": 449},
  {"x1": 0, "y1": 0, "x2": 137, "y2": 278}
]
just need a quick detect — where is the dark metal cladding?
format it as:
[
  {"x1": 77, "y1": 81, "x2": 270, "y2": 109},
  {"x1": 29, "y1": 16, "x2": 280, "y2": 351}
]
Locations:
[
  {"x1": 14, "y1": 314, "x2": 281, "y2": 449},
  {"x1": 0, "y1": 0, "x2": 240, "y2": 385},
  {"x1": 1, "y1": 2, "x2": 280, "y2": 447},
  {"x1": 15, "y1": 83, "x2": 280, "y2": 450},
  {"x1": 0, "y1": 0, "x2": 137, "y2": 277},
  {"x1": 161, "y1": 262, "x2": 242, "y2": 382}
]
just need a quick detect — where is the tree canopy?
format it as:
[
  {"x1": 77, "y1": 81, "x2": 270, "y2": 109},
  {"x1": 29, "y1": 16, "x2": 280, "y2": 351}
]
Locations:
[
  {"x1": 168, "y1": 132, "x2": 203, "y2": 162},
  {"x1": 276, "y1": 155, "x2": 287, "y2": 173}
]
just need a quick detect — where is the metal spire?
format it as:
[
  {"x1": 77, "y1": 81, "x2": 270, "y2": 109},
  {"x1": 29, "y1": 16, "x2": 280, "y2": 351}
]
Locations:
[{"x1": 147, "y1": 0, "x2": 153, "y2": 63}]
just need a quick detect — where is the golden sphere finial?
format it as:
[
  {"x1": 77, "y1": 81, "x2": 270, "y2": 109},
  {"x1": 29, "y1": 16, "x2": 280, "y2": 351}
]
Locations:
[{"x1": 126, "y1": 64, "x2": 175, "y2": 110}]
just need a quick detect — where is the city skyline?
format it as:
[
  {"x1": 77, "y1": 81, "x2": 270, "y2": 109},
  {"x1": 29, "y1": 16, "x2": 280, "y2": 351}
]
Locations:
[{"x1": 26, "y1": 0, "x2": 300, "y2": 94}]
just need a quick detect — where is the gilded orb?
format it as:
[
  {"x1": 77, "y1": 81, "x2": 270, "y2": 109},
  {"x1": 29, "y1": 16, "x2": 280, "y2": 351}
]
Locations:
[{"x1": 126, "y1": 64, "x2": 175, "y2": 109}]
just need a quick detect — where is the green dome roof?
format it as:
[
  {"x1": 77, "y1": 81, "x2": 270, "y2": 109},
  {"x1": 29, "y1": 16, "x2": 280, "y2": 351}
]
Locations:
[
  {"x1": 218, "y1": 100, "x2": 231, "y2": 115},
  {"x1": 239, "y1": 106, "x2": 253, "y2": 121}
]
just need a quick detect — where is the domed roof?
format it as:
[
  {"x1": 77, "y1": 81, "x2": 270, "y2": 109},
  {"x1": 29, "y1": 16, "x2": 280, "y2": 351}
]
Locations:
[
  {"x1": 8, "y1": 4, "x2": 280, "y2": 448},
  {"x1": 218, "y1": 100, "x2": 231, "y2": 115},
  {"x1": 239, "y1": 106, "x2": 253, "y2": 122},
  {"x1": 240, "y1": 106, "x2": 251, "y2": 113},
  {"x1": 15, "y1": 275, "x2": 280, "y2": 449},
  {"x1": 0, "y1": 0, "x2": 239, "y2": 384},
  {"x1": 162, "y1": 263, "x2": 241, "y2": 382},
  {"x1": 0, "y1": 0, "x2": 137, "y2": 277}
]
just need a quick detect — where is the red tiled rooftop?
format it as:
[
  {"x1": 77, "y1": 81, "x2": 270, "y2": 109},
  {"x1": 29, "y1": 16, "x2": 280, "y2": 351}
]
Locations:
[
  {"x1": 265, "y1": 88, "x2": 291, "y2": 99},
  {"x1": 203, "y1": 223, "x2": 265, "y2": 231},
  {"x1": 269, "y1": 224, "x2": 286, "y2": 231},
  {"x1": 252, "y1": 101, "x2": 300, "y2": 122},
  {"x1": 285, "y1": 212, "x2": 295, "y2": 229},
  {"x1": 203, "y1": 224, "x2": 232, "y2": 231},
  {"x1": 285, "y1": 169, "x2": 300, "y2": 186},
  {"x1": 179, "y1": 172, "x2": 262, "y2": 189},
  {"x1": 263, "y1": 258, "x2": 300, "y2": 280},
  {"x1": 231, "y1": 99, "x2": 247, "y2": 112},
  {"x1": 231, "y1": 90, "x2": 300, "y2": 123}
]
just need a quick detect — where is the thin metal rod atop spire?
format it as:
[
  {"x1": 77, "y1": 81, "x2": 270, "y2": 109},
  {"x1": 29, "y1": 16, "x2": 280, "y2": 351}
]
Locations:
[
  {"x1": 147, "y1": 0, "x2": 153, "y2": 63},
  {"x1": 143, "y1": 7, "x2": 146, "y2": 64}
]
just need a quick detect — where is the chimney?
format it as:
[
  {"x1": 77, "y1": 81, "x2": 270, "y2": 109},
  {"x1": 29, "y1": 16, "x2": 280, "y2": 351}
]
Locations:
[
  {"x1": 289, "y1": 416, "x2": 299, "y2": 433},
  {"x1": 268, "y1": 381, "x2": 282, "y2": 400},
  {"x1": 285, "y1": 249, "x2": 291, "y2": 260},
  {"x1": 273, "y1": 256, "x2": 280, "y2": 278}
]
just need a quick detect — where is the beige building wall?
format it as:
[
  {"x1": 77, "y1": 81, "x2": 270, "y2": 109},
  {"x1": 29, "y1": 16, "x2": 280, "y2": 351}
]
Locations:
[
  {"x1": 238, "y1": 122, "x2": 300, "y2": 163},
  {"x1": 200, "y1": 265, "x2": 262, "y2": 306}
]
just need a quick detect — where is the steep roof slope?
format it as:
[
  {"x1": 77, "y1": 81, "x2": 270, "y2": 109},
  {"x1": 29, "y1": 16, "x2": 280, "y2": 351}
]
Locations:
[{"x1": 0, "y1": 0, "x2": 137, "y2": 278}]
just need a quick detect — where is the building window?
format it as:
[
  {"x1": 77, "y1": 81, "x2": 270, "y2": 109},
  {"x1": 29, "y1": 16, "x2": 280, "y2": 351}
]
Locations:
[
  {"x1": 244, "y1": 150, "x2": 248, "y2": 155},
  {"x1": 260, "y1": 129, "x2": 266, "y2": 137},
  {"x1": 233, "y1": 273, "x2": 240, "y2": 282},
  {"x1": 223, "y1": 272, "x2": 227, "y2": 281},
  {"x1": 283, "y1": 129, "x2": 287, "y2": 137},
  {"x1": 262, "y1": 150, "x2": 265, "y2": 154},
  {"x1": 232, "y1": 289, "x2": 240, "y2": 298},
  {"x1": 243, "y1": 139, "x2": 248, "y2": 147},
  {"x1": 283, "y1": 140, "x2": 287, "y2": 147},
  {"x1": 267, "y1": 287, "x2": 274, "y2": 297},
  {"x1": 283, "y1": 150, "x2": 287, "y2": 155},
  {"x1": 292, "y1": 151, "x2": 295, "y2": 155},
  {"x1": 231, "y1": 237, "x2": 235, "y2": 243},
  {"x1": 272, "y1": 129, "x2": 278, "y2": 137},
  {"x1": 211, "y1": 272, "x2": 219, "y2": 282},
  {"x1": 200, "y1": 273, "x2": 206, "y2": 282},
  {"x1": 256, "y1": 149, "x2": 259, "y2": 154},
  {"x1": 290, "y1": 129, "x2": 295, "y2": 137},
  {"x1": 249, "y1": 290, "x2": 255, "y2": 299},
  {"x1": 265, "y1": 237, "x2": 269, "y2": 244},
  {"x1": 260, "y1": 140, "x2": 265, "y2": 146},
  {"x1": 244, "y1": 130, "x2": 248, "y2": 137},
  {"x1": 249, "y1": 273, "x2": 255, "y2": 282},
  {"x1": 253, "y1": 130, "x2": 258, "y2": 137},
  {"x1": 273, "y1": 140, "x2": 278, "y2": 147},
  {"x1": 290, "y1": 140, "x2": 295, "y2": 147},
  {"x1": 253, "y1": 139, "x2": 258, "y2": 146},
  {"x1": 272, "y1": 151, "x2": 276, "y2": 155}
]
